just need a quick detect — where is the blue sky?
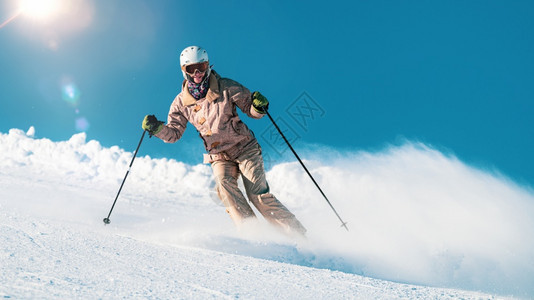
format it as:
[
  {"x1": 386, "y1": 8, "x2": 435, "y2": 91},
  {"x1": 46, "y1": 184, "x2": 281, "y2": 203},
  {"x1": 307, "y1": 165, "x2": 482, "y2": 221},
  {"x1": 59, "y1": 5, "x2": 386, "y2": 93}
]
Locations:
[{"x1": 1, "y1": 0, "x2": 533, "y2": 186}]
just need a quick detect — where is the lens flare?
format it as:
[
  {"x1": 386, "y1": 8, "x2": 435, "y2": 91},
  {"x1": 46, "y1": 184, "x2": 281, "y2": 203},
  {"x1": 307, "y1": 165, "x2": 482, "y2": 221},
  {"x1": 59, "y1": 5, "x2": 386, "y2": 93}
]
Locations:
[
  {"x1": 75, "y1": 117, "x2": 90, "y2": 132},
  {"x1": 61, "y1": 82, "x2": 81, "y2": 106},
  {"x1": 0, "y1": 10, "x2": 22, "y2": 29}
]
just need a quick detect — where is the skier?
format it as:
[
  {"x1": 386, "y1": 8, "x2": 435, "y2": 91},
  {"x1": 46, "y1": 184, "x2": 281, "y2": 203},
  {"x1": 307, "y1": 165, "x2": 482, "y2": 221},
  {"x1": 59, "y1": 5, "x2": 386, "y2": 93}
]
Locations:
[{"x1": 142, "y1": 46, "x2": 306, "y2": 236}]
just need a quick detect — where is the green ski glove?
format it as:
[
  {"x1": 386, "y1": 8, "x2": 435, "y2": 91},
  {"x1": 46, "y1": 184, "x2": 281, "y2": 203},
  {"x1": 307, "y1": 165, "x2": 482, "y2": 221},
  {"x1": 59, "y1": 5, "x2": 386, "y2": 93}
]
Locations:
[
  {"x1": 142, "y1": 115, "x2": 164, "y2": 135},
  {"x1": 252, "y1": 91, "x2": 269, "y2": 114}
]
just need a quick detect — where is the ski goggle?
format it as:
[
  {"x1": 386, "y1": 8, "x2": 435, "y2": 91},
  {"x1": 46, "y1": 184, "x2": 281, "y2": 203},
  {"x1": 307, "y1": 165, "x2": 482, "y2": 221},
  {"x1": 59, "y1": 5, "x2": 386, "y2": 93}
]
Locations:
[{"x1": 183, "y1": 62, "x2": 209, "y2": 74}]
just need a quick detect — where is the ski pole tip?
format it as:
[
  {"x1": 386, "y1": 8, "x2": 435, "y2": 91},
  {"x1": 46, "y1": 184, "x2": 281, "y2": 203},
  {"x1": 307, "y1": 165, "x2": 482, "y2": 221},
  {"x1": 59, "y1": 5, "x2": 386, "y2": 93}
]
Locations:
[
  {"x1": 103, "y1": 218, "x2": 111, "y2": 225},
  {"x1": 341, "y1": 221, "x2": 349, "y2": 231}
]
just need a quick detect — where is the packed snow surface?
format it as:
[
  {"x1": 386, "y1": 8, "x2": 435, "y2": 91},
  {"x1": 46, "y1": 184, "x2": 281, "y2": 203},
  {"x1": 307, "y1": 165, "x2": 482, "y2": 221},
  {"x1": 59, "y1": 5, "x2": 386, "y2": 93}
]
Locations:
[{"x1": 1, "y1": 127, "x2": 533, "y2": 299}]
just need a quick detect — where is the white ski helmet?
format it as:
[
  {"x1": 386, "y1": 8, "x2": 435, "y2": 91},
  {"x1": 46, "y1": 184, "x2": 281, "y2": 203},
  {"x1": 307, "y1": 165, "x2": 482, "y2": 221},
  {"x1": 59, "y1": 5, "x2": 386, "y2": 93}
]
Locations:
[{"x1": 179, "y1": 46, "x2": 211, "y2": 82}]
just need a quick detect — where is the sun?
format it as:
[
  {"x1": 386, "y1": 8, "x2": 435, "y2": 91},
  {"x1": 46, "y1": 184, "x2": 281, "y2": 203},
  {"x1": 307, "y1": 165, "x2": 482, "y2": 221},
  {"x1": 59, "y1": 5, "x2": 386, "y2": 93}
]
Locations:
[
  {"x1": 1, "y1": 0, "x2": 93, "y2": 32},
  {"x1": 19, "y1": 0, "x2": 63, "y2": 21}
]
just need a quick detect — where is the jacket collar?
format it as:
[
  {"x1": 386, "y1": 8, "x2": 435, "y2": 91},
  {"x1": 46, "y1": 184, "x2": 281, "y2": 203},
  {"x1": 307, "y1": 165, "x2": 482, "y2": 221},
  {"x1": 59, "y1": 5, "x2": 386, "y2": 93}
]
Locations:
[{"x1": 181, "y1": 71, "x2": 220, "y2": 106}]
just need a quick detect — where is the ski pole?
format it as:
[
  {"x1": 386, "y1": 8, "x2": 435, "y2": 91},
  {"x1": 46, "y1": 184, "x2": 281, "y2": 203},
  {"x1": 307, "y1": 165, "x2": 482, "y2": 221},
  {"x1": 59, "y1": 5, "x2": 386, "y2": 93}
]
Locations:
[
  {"x1": 103, "y1": 130, "x2": 147, "y2": 225},
  {"x1": 264, "y1": 109, "x2": 349, "y2": 231}
]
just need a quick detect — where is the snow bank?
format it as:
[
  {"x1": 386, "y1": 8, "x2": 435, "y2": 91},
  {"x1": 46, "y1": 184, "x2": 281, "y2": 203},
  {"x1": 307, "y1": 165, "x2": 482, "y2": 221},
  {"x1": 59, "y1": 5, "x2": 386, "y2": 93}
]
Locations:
[
  {"x1": 0, "y1": 127, "x2": 213, "y2": 204},
  {"x1": 1, "y1": 127, "x2": 533, "y2": 298}
]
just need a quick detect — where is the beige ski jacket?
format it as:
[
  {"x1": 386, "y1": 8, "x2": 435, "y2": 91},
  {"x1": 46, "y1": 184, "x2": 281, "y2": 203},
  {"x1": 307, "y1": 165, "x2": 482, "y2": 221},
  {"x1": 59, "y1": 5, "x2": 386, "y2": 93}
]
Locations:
[{"x1": 155, "y1": 71, "x2": 264, "y2": 162}]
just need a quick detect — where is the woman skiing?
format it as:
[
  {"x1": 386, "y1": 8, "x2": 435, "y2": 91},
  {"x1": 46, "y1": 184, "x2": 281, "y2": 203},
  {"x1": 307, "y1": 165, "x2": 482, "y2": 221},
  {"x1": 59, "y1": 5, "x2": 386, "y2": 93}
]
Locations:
[{"x1": 142, "y1": 46, "x2": 306, "y2": 236}]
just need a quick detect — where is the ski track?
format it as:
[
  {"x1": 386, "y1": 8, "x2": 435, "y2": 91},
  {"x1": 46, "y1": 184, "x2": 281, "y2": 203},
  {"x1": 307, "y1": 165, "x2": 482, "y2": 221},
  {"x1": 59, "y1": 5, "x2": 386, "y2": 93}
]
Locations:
[
  {"x1": 1, "y1": 176, "x2": 505, "y2": 299},
  {"x1": 0, "y1": 212, "x2": 502, "y2": 299}
]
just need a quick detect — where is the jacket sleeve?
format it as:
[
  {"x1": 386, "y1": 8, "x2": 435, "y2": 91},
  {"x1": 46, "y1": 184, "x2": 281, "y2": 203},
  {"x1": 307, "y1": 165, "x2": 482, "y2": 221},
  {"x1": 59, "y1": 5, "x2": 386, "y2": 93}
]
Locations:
[
  {"x1": 225, "y1": 79, "x2": 264, "y2": 120},
  {"x1": 154, "y1": 96, "x2": 188, "y2": 143}
]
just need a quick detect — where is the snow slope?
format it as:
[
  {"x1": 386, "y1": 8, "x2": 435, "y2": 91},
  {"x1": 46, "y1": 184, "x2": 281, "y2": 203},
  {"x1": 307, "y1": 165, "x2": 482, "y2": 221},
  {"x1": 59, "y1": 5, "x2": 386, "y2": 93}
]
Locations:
[{"x1": 1, "y1": 127, "x2": 533, "y2": 299}]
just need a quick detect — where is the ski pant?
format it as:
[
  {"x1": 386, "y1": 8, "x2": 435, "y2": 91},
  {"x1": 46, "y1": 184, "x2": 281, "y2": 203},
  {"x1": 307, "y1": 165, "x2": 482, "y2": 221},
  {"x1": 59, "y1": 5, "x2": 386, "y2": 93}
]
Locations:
[{"x1": 210, "y1": 141, "x2": 306, "y2": 236}]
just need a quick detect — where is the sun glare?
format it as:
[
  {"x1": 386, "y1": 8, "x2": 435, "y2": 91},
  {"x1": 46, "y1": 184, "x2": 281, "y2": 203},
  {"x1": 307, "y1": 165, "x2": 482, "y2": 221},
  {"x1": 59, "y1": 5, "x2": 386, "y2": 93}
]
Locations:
[{"x1": 19, "y1": 0, "x2": 63, "y2": 20}]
